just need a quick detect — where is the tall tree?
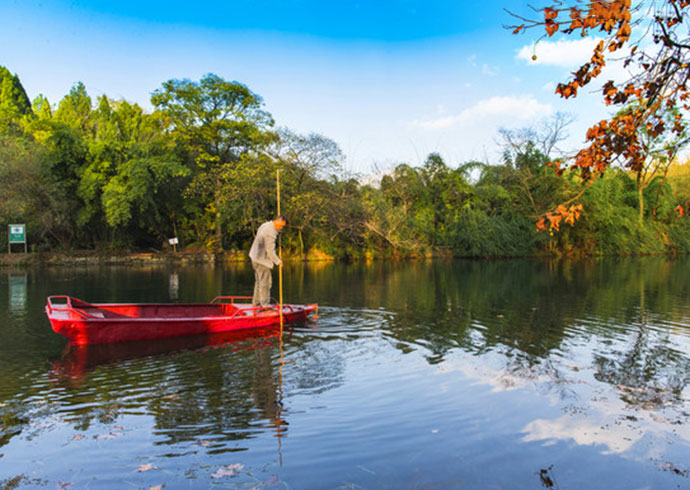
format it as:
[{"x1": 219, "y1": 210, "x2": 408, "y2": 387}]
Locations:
[
  {"x1": 55, "y1": 82, "x2": 92, "y2": 132},
  {"x1": 0, "y1": 136, "x2": 71, "y2": 248},
  {"x1": 0, "y1": 65, "x2": 33, "y2": 134},
  {"x1": 79, "y1": 96, "x2": 188, "y2": 245},
  {"x1": 151, "y1": 74, "x2": 275, "y2": 249},
  {"x1": 422, "y1": 153, "x2": 449, "y2": 245},
  {"x1": 619, "y1": 101, "x2": 690, "y2": 221},
  {"x1": 272, "y1": 128, "x2": 344, "y2": 255}
]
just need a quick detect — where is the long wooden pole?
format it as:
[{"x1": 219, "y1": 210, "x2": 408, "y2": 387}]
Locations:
[
  {"x1": 276, "y1": 168, "x2": 284, "y2": 465},
  {"x1": 277, "y1": 169, "x2": 283, "y2": 328}
]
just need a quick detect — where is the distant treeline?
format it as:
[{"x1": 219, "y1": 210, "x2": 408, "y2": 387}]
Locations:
[{"x1": 2, "y1": 65, "x2": 690, "y2": 258}]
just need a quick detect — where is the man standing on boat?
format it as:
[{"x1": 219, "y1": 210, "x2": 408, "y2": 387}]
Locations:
[{"x1": 249, "y1": 215, "x2": 287, "y2": 307}]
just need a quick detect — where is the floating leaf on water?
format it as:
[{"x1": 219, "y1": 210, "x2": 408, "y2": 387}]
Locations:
[
  {"x1": 211, "y1": 463, "x2": 244, "y2": 478},
  {"x1": 137, "y1": 463, "x2": 157, "y2": 472},
  {"x1": 211, "y1": 467, "x2": 235, "y2": 479},
  {"x1": 149, "y1": 486, "x2": 164, "y2": 490},
  {"x1": 58, "y1": 482, "x2": 72, "y2": 489},
  {"x1": 163, "y1": 394, "x2": 180, "y2": 400},
  {"x1": 113, "y1": 425, "x2": 124, "y2": 430},
  {"x1": 72, "y1": 434, "x2": 85, "y2": 441}
]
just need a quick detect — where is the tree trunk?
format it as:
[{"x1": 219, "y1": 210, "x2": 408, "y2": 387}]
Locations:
[
  {"x1": 638, "y1": 185, "x2": 644, "y2": 224},
  {"x1": 214, "y1": 177, "x2": 223, "y2": 250},
  {"x1": 298, "y1": 228, "x2": 304, "y2": 257}
]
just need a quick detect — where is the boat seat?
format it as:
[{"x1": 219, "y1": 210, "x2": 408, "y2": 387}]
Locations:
[{"x1": 81, "y1": 307, "x2": 131, "y2": 319}]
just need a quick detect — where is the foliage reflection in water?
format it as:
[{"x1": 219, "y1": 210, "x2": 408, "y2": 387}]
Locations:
[{"x1": 0, "y1": 258, "x2": 689, "y2": 489}]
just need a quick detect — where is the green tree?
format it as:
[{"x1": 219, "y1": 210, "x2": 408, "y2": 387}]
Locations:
[
  {"x1": 54, "y1": 82, "x2": 92, "y2": 132},
  {"x1": 616, "y1": 102, "x2": 690, "y2": 223},
  {"x1": 273, "y1": 128, "x2": 344, "y2": 256},
  {"x1": 0, "y1": 65, "x2": 33, "y2": 134},
  {"x1": 151, "y1": 74, "x2": 276, "y2": 250},
  {"x1": 0, "y1": 136, "x2": 71, "y2": 248},
  {"x1": 372, "y1": 163, "x2": 429, "y2": 251},
  {"x1": 79, "y1": 96, "x2": 188, "y2": 247},
  {"x1": 421, "y1": 153, "x2": 450, "y2": 245}
]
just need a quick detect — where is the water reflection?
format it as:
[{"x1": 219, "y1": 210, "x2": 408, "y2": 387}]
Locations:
[
  {"x1": 62, "y1": 328, "x2": 292, "y2": 447},
  {"x1": 168, "y1": 272, "x2": 179, "y2": 300},
  {"x1": 522, "y1": 396, "x2": 690, "y2": 456},
  {"x1": 8, "y1": 272, "x2": 27, "y2": 313},
  {"x1": 51, "y1": 327, "x2": 284, "y2": 383},
  {"x1": 1, "y1": 258, "x2": 690, "y2": 488}
]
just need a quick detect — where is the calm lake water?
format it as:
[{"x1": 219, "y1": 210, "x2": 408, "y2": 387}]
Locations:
[{"x1": 1, "y1": 258, "x2": 689, "y2": 489}]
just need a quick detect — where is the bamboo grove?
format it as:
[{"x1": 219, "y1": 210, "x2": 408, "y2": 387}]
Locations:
[{"x1": 2, "y1": 65, "x2": 690, "y2": 259}]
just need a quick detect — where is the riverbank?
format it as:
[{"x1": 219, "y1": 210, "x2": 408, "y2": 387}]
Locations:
[
  {"x1": 0, "y1": 250, "x2": 238, "y2": 267},
  {"x1": 0, "y1": 248, "x2": 344, "y2": 267},
  {"x1": 0, "y1": 247, "x2": 676, "y2": 267},
  {"x1": 0, "y1": 246, "x2": 462, "y2": 267}
]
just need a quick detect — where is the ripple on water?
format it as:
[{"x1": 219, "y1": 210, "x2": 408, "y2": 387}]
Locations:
[{"x1": 3, "y1": 280, "x2": 690, "y2": 490}]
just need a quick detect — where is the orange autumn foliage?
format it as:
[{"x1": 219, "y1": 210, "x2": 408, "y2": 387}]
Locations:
[
  {"x1": 508, "y1": 0, "x2": 690, "y2": 232},
  {"x1": 536, "y1": 204, "x2": 584, "y2": 232}
]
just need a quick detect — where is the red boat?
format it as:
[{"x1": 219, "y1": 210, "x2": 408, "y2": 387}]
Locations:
[{"x1": 46, "y1": 295, "x2": 318, "y2": 345}]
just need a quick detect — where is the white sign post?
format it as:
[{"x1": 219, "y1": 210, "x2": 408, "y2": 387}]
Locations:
[
  {"x1": 8, "y1": 224, "x2": 27, "y2": 254},
  {"x1": 168, "y1": 237, "x2": 179, "y2": 253}
]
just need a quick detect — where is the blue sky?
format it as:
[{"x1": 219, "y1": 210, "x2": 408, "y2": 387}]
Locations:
[{"x1": 0, "y1": 0, "x2": 617, "y2": 174}]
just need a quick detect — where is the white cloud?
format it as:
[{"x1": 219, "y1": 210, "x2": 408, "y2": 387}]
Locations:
[
  {"x1": 438, "y1": 358, "x2": 554, "y2": 393},
  {"x1": 516, "y1": 38, "x2": 603, "y2": 67},
  {"x1": 517, "y1": 37, "x2": 636, "y2": 88},
  {"x1": 411, "y1": 95, "x2": 552, "y2": 130},
  {"x1": 522, "y1": 415, "x2": 638, "y2": 455},
  {"x1": 522, "y1": 400, "x2": 690, "y2": 456}
]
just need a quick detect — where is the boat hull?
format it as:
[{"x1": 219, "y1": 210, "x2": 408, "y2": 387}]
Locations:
[{"x1": 46, "y1": 296, "x2": 317, "y2": 345}]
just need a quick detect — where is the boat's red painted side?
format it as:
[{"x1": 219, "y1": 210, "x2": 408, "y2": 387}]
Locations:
[{"x1": 46, "y1": 296, "x2": 317, "y2": 345}]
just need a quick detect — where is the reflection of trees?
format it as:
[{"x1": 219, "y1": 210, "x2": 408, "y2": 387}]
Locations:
[
  {"x1": 281, "y1": 339, "x2": 346, "y2": 396},
  {"x1": 593, "y1": 325, "x2": 690, "y2": 410},
  {"x1": 0, "y1": 263, "x2": 348, "y2": 452},
  {"x1": 0, "y1": 330, "x2": 277, "y2": 451},
  {"x1": 145, "y1": 343, "x2": 282, "y2": 449},
  {"x1": 295, "y1": 257, "x2": 690, "y2": 410},
  {"x1": 3, "y1": 258, "x2": 690, "y2": 454},
  {"x1": 0, "y1": 314, "x2": 349, "y2": 452}
]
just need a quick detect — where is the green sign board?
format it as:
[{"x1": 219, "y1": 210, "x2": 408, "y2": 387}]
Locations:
[
  {"x1": 9, "y1": 224, "x2": 26, "y2": 243},
  {"x1": 8, "y1": 224, "x2": 27, "y2": 253}
]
